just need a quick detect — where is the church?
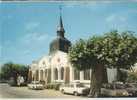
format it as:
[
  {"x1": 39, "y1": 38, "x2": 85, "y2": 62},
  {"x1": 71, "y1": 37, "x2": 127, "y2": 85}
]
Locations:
[{"x1": 28, "y1": 12, "x2": 117, "y2": 86}]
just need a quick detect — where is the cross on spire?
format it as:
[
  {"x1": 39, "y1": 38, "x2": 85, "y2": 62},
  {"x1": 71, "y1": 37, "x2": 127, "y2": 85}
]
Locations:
[{"x1": 59, "y1": 5, "x2": 62, "y2": 17}]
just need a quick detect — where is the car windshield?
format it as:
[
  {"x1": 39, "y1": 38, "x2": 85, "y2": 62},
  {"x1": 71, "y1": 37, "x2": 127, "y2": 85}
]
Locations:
[{"x1": 125, "y1": 84, "x2": 134, "y2": 88}]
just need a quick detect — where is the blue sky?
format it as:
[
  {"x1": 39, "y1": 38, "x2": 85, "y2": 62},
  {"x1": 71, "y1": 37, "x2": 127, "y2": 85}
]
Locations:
[{"x1": 0, "y1": 1, "x2": 137, "y2": 65}]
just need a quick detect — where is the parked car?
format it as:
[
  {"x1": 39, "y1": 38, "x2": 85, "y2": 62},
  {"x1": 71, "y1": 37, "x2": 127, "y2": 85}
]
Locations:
[
  {"x1": 101, "y1": 83, "x2": 129, "y2": 97},
  {"x1": 59, "y1": 83, "x2": 88, "y2": 96},
  {"x1": 27, "y1": 81, "x2": 44, "y2": 90},
  {"x1": 125, "y1": 83, "x2": 137, "y2": 97}
]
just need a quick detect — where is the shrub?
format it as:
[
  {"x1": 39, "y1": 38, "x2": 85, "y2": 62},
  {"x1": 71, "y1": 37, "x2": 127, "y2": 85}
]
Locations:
[
  {"x1": 127, "y1": 72, "x2": 137, "y2": 83},
  {"x1": 45, "y1": 83, "x2": 61, "y2": 90},
  {"x1": 40, "y1": 80, "x2": 45, "y2": 85},
  {"x1": 53, "y1": 83, "x2": 61, "y2": 90},
  {"x1": 45, "y1": 83, "x2": 54, "y2": 89},
  {"x1": 45, "y1": 84, "x2": 51, "y2": 89}
]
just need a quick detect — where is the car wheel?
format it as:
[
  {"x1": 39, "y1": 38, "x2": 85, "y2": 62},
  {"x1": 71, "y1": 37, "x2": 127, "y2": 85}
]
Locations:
[
  {"x1": 74, "y1": 91, "x2": 78, "y2": 96},
  {"x1": 61, "y1": 89, "x2": 65, "y2": 94}
]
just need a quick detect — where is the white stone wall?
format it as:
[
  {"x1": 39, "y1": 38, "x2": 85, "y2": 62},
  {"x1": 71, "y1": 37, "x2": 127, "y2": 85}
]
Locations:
[
  {"x1": 107, "y1": 68, "x2": 117, "y2": 83},
  {"x1": 29, "y1": 50, "x2": 118, "y2": 84},
  {"x1": 37, "y1": 56, "x2": 50, "y2": 69},
  {"x1": 50, "y1": 51, "x2": 68, "y2": 68},
  {"x1": 50, "y1": 51, "x2": 71, "y2": 83}
]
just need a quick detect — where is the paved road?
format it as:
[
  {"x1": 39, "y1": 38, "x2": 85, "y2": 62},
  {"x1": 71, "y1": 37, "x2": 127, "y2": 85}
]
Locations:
[{"x1": 0, "y1": 83, "x2": 82, "y2": 98}]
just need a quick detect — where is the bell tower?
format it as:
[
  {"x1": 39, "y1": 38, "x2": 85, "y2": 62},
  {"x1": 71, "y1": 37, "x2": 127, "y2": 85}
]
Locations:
[
  {"x1": 57, "y1": 7, "x2": 65, "y2": 38},
  {"x1": 49, "y1": 6, "x2": 71, "y2": 54}
]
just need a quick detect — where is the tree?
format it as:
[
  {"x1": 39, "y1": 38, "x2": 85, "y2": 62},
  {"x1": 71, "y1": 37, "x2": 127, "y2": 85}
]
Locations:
[
  {"x1": 69, "y1": 36, "x2": 108, "y2": 97},
  {"x1": 68, "y1": 30, "x2": 137, "y2": 97},
  {"x1": 0, "y1": 62, "x2": 29, "y2": 83},
  {"x1": 18, "y1": 65, "x2": 29, "y2": 82},
  {"x1": 103, "y1": 31, "x2": 137, "y2": 81}
]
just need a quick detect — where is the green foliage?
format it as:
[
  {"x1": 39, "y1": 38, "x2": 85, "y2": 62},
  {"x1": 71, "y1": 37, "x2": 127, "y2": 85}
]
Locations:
[
  {"x1": 69, "y1": 39, "x2": 90, "y2": 70},
  {"x1": 103, "y1": 31, "x2": 137, "y2": 69},
  {"x1": 127, "y1": 72, "x2": 137, "y2": 83},
  {"x1": 0, "y1": 62, "x2": 29, "y2": 82},
  {"x1": 69, "y1": 30, "x2": 137, "y2": 97},
  {"x1": 69, "y1": 30, "x2": 137, "y2": 70},
  {"x1": 45, "y1": 83, "x2": 54, "y2": 89}
]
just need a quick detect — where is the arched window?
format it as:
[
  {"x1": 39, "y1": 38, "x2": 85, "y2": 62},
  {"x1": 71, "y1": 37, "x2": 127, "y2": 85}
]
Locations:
[
  {"x1": 54, "y1": 68, "x2": 58, "y2": 80},
  {"x1": 40, "y1": 70, "x2": 43, "y2": 81},
  {"x1": 45, "y1": 69, "x2": 47, "y2": 78},
  {"x1": 36, "y1": 70, "x2": 39, "y2": 81},
  {"x1": 61, "y1": 67, "x2": 64, "y2": 80},
  {"x1": 74, "y1": 69, "x2": 80, "y2": 80},
  {"x1": 47, "y1": 68, "x2": 51, "y2": 83},
  {"x1": 84, "y1": 69, "x2": 90, "y2": 80}
]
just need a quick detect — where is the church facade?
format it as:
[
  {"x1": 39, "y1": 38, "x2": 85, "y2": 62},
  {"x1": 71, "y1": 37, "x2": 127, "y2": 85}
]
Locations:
[{"x1": 28, "y1": 14, "x2": 117, "y2": 86}]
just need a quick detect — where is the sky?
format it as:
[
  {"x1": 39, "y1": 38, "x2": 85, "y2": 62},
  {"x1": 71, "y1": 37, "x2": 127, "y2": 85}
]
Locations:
[{"x1": 0, "y1": 1, "x2": 137, "y2": 65}]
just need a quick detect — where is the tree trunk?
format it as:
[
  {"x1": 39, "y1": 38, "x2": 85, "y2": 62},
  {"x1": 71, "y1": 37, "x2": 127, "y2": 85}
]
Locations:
[
  {"x1": 102, "y1": 66, "x2": 108, "y2": 83},
  {"x1": 88, "y1": 64, "x2": 105, "y2": 97}
]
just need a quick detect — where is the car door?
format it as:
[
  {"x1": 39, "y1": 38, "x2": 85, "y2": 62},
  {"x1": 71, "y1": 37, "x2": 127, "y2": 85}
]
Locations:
[
  {"x1": 64, "y1": 84, "x2": 71, "y2": 94},
  {"x1": 66, "y1": 84, "x2": 74, "y2": 94}
]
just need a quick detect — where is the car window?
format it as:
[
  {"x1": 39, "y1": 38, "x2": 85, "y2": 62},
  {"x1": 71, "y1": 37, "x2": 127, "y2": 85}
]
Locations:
[
  {"x1": 76, "y1": 84, "x2": 85, "y2": 87},
  {"x1": 115, "y1": 84, "x2": 125, "y2": 89},
  {"x1": 125, "y1": 84, "x2": 133, "y2": 88},
  {"x1": 132, "y1": 84, "x2": 137, "y2": 88}
]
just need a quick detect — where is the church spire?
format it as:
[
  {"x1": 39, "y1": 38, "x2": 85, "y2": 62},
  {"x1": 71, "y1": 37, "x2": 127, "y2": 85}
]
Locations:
[{"x1": 57, "y1": 6, "x2": 65, "y2": 38}]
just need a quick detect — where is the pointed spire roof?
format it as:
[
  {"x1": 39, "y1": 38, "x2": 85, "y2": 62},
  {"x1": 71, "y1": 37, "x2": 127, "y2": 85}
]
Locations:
[
  {"x1": 59, "y1": 14, "x2": 64, "y2": 28},
  {"x1": 57, "y1": 6, "x2": 65, "y2": 37}
]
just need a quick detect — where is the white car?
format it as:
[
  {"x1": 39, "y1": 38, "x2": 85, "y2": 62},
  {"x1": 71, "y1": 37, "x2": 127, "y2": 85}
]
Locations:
[
  {"x1": 101, "y1": 83, "x2": 129, "y2": 97},
  {"x1": 28, "y1": 81, "x2": 44, "y2": 90},
  {"x1": 59, "y1": 83, "x2": 88, "y2": 96}
]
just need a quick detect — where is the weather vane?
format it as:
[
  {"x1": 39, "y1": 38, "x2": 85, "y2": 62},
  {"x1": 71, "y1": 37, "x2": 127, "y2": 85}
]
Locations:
[{"x1": 59, "y1": 5, "x2": 62, "y2": 16}]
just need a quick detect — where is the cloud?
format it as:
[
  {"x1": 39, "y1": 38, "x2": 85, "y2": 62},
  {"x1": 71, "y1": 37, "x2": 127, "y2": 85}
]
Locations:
[
  {"x1": 106, "y1": 14, "x2": 127, "y2": 23},
  {"x1": 22, "y1": 32, "x2": 49, "y2": 45},
  {"x1": 25, "y1": 22, "x2": 40, "y2": 30}
]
